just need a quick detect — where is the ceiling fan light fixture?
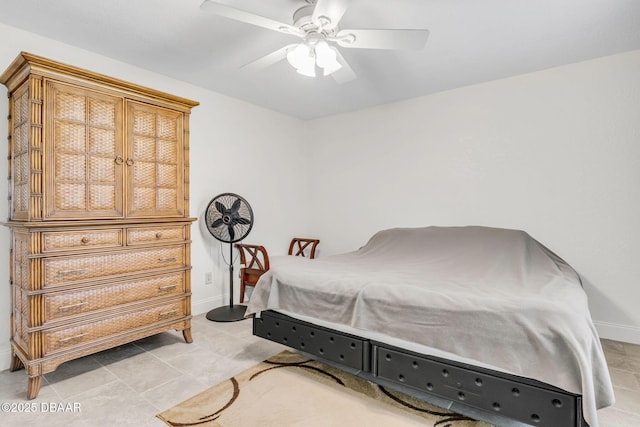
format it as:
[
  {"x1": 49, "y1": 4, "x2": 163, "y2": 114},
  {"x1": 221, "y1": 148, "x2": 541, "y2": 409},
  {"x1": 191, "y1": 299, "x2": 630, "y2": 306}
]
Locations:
[
  {"x1": 287, "y1": 42, "x2": 317, "y2": 77},
  {"x1": 314, "y1": 41, "x2": 333, "y2": 66},
  {"x1": 315, "y1": 41, "x2": 342, "y2": 76},
  {"x1": 286, "y1": 43, "x2": 311, "y2": 68},
  {"x1": 296, "y1": 65, "x2": 316, "y2": 77}
]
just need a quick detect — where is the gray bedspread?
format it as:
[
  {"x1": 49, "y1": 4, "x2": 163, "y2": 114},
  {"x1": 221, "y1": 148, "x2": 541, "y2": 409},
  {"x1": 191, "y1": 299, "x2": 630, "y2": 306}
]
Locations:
[{"x1": 246, "y1": 226, "x2": 614, "y2": 426}]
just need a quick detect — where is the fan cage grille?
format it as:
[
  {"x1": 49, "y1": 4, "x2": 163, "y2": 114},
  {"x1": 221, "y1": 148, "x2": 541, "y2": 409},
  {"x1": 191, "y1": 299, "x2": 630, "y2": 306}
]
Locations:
[{"x1": 205, "y1": 193, "x2": 253, "y2": 243}]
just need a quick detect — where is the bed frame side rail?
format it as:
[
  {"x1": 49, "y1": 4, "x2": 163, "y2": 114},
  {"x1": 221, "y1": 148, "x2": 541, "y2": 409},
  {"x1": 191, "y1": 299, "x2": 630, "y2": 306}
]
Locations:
[{"x1": 253, "y1": 310, "x2": 586, "y2": 427}]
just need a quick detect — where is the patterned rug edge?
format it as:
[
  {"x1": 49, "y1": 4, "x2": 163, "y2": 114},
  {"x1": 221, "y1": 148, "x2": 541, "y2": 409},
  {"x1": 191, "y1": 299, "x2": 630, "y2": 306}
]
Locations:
[{"x1": 156, "y1": 350, "x2": 493, "y2": 427}]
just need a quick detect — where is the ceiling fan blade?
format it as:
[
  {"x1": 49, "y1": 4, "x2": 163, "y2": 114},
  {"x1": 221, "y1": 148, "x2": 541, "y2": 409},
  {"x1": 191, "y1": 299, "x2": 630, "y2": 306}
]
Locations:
[
  {"x1": 330, "y1": 49, "x2": 356, "y2": 84},
  {"x1": 241, "y1": 44, "x2": 297, "y2": 71},
  {"x1": 312, "y1": 0, "x2": 351, "y2": 27},
  {"x1": 334, "y1": 29, "x2": 430, "y2": 50},
  {"x1": 200, "y1": 0, "x2": 303, "y2": 37}
]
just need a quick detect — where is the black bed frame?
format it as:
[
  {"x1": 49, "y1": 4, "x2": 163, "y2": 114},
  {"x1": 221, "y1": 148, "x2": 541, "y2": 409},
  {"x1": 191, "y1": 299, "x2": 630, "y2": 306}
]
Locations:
[{"x1": 253, "y1": 310, "x2": 588, "y2": 427}]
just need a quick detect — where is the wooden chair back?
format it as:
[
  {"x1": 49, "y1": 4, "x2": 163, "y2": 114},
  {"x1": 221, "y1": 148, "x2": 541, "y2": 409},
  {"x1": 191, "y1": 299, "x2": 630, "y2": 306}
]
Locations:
[
  {"x1": 288, "y1": 238, "x2": 320, "y2": 259},
  {"x1": 235, "y1": 244, "x2": 270, "y2": 303}
]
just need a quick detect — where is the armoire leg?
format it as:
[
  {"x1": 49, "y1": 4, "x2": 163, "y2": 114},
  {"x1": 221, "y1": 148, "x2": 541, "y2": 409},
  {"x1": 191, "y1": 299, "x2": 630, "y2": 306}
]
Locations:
[
  {"x1": 182, "y1": 328, "x2": 193, "y2": 343},
  {"x1": 27, "y1": 376, "x2": 42, "y2": 400}
]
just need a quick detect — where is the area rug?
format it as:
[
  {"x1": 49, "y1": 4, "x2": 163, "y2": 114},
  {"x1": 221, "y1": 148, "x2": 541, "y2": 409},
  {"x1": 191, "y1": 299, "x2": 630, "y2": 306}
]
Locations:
[{"x1": 157, "y1": 351, "x2": 493, "y2": 427}]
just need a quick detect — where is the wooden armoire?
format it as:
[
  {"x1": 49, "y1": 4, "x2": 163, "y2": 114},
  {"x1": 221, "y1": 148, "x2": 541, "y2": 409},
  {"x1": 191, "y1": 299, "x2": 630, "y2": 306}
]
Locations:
[{"x1": 0, "y1": 52, "x2": 199, "y2": 399}]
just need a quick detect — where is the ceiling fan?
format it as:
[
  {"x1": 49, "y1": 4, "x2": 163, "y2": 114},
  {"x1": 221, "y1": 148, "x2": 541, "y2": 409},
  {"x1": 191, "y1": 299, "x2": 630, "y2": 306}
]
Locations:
[{"x1": 200, "y1": 0, "x2": 430, "y2": 83}]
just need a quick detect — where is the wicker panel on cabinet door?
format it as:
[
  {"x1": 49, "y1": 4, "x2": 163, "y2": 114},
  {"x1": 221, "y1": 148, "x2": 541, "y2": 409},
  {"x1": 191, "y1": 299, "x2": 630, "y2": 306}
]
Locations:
[
  {"x1": 43, "y1": 300, "x2": 185, "y2": 355},
  {"x1": 87, "y1": 124, "x2": 118, "y2": 211},
  {"x1": 157, "y1": 139, "x2": 177, "y2": 162},
  {"x1": 54, "y1": 183, "x2": 86, "y2": 210},
  {"x1": 89, "y1": 155, "x2": 117, "y2": 181},
  {"x1": 45, "y1": 272, "x2": 185, "y2": 321},
  {"x1": 132, "y1": 109, "x2": 156, "y2": 136},
  {"x1": 132, "y1": 187, "x2": 156, "y2": 211},
  {"x1": 157, "y1": 114, "x2": 177, "y2": 139},
  {"x1": 126, "y1": 101, "x2": 184, "y2": 218},
  {"x1": 89, "y1": 98, "x2": 117, "y2": 127},
  {"x1": 45, "y1": 81, "x2": 124, "y2": 219},
  {"x1": 55, "y1": 153, "x2": 86, "y2": 181},
  {"x1": 89, "y1": 127, "x2": 117, "y2": 155},
  {"x1": 158, "y1": 189, "x2": 178, "y2": 210},
  {"x1": 157, "y1": 163, "x2": 177, "y2": 187},
  {"x1": 55, "y1": 121, "x2": 86, "y2": 152},
  {"x1": 55, "y1": 91, "x2": 86, "y2": 122},
  {"x1": 133, "y1": 135, "x2": 156, "y2": 161},
  {"x1": 133, "y1": 159, "x2": 156, "y2": 183},
  {"x1": 43, "y1": 246, "x2": 185, "y2": 287}
]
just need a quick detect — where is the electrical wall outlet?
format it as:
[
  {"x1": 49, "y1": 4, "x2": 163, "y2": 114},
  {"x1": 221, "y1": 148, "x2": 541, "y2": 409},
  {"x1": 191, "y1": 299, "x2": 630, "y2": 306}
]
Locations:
[{"x1": 205, "y1": 272, "x2": 213, "y2": 285}]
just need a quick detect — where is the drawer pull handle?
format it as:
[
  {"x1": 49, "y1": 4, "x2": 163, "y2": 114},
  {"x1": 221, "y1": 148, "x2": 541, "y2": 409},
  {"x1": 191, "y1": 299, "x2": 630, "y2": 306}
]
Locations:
[
  {"x1": 80, "y1": 237, "x2": 89, "y2": 244},
  {"x1": 157, "y1": 257, "x2": 177, "y2": 264},
  {"x1": 158, "y1": 284, "x2": 177, "y2": 292},
  {"x1": 57, "y1": 269, "x2": 86, "y2": 277},
  {"x1": 155, "y1": 232, "x2": 163, "y2": 239},
  {"x1": 59, "y1": 333, "x2": 87, "y2": 343},
  {"x1": 158, "y1": 309, "x2": 179, "y2": 319},
  {"x1": 58, "y1": 302, "x2": 87, "y2": 311}
]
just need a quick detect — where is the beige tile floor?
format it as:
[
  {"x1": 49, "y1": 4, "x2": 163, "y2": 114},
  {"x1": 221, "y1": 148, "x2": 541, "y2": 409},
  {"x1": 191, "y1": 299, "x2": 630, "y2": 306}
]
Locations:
[{"x1": 0, "y1": 314, "x2": 639, "y2": 426}]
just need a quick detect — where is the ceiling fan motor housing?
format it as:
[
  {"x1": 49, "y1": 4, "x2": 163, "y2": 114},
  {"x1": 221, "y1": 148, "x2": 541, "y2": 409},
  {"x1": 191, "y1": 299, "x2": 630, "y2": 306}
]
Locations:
[{"x1": 293, "y1": 4, "x2": 333, "y2": 35}]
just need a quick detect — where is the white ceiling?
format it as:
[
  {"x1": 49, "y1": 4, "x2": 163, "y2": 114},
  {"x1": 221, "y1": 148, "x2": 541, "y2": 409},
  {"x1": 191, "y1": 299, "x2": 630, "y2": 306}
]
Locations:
[{"x1": 1, "y1": 0, "x2": 639, "y2": 119}]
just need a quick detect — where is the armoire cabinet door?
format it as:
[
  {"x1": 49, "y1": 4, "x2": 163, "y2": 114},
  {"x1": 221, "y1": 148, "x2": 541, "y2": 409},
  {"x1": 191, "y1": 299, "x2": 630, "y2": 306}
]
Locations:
[
  {"x1": 45, "y1": 81, "x2": 125, "y2": 219},
  {"x1": 126, "y1": 101, "x2": 184, "y2": 218}
]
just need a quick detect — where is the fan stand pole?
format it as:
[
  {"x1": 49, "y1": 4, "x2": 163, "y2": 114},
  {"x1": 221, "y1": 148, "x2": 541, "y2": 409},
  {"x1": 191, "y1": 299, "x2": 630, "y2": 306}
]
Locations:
[
  {"x1": 228, "y1": 242, "x2": 234, "y2": 307},
  {"x1": 206, "y1": 243, "x2": 247, "y2": 322}
]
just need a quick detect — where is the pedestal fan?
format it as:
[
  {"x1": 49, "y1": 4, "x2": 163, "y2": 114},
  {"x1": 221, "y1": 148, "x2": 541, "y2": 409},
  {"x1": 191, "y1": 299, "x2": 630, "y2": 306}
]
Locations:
[{"x1": 204, "y1": 193, "x2": 254, "y2": 322}]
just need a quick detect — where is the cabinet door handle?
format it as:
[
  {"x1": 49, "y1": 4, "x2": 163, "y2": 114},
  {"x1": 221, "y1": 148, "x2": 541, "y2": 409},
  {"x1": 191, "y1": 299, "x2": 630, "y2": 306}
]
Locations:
[
  {"x1": 157, "y1": 257, "x2": 177, "y2": 264},
  {"x1": 57, "y1": 269, "x2": 86, "y2": 277},
  {"x1": 114, "y1": 156, "x2": 124, "y2": 165},
  {"x1": 58, "y1": 333, "x2": 87, "y2": 343},
  {"x1": 57, "y1": 302, "x2": 87, "y2": 312},
  {"x1": 158, "y1": 284, "x2": 177, "y2": 292},
  {"x1": 125, "y1": 158, "x2": 134, "y2": 166}
]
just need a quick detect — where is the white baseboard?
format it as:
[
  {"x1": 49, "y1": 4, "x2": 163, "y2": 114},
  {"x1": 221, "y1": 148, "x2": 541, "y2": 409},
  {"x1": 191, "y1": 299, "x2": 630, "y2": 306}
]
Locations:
[
  {"x1": 191, "y1": 296, "x2": 225, "y2": 317},
  {"x1": 0, "y1": 346, "x2": 11, "y2": 371},
  {"x1": 594, "y1": 320, "x2": 640, "y2": 345}
]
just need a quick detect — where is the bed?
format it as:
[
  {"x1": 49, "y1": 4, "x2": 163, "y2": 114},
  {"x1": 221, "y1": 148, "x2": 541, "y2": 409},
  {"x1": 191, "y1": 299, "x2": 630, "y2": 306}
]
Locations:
[{"x1": 245, "y1": 226, "x2": 614, "y2": 427}]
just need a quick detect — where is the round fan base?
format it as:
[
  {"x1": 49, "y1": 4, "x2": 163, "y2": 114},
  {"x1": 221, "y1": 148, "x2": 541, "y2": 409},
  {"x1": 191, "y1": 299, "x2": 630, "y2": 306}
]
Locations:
[{"x1": 206, "y1": 305, "x2": 248, "y2": 322}]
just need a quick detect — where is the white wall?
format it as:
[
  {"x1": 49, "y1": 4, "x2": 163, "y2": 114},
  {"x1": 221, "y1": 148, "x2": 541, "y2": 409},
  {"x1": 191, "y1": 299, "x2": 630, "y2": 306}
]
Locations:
[
  {"x1": 307, "y1": 50, "x2": 640, "y2": 344},
  {"x1": 0, "y1": 22, "x2": 312, "y2": 370}
]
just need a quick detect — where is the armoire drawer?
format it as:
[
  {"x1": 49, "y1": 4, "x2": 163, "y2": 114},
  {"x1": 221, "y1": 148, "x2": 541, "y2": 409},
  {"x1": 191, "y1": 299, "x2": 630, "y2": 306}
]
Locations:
[
  {"x1": 43, "y1": 229, "x2": 123, "y2": 252},
  {"x1": 43, "y1": 245, "x2": 185, "y2": 287},
  {"x1": 127, "y1": 225, "x2": 185, "y2": 245},
  {"x1": 44, "y1": 272, "x2": 185, "y2": 321},
  {"x1": 43, "y1": 300, "x2": 186, "y2": 355}
]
